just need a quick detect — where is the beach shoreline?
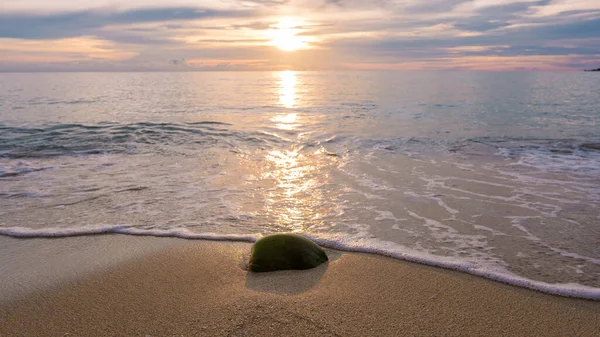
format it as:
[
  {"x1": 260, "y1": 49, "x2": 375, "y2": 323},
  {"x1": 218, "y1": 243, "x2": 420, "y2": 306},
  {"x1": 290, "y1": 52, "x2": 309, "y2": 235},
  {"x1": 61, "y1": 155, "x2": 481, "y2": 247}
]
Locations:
[{"x1": 1, "y1": 235, "x2": 598, "y2": 336}]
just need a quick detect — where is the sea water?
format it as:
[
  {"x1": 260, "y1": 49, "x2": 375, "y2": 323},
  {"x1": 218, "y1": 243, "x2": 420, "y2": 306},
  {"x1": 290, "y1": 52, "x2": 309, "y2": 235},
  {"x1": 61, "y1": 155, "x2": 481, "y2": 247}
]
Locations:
[{"x1": 1, "y1": 71, "x2": 599, "y2": 299}]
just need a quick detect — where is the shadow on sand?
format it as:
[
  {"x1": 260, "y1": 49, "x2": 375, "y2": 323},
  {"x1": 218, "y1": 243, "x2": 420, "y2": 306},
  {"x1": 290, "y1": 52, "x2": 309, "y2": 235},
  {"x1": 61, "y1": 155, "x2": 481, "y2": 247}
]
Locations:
[
  {"x1": 244, "y1": 248, "x2": 342, "y2": 295},
  {"x1": 245, "y1": 262, "x2": 328, "y2": 295}
]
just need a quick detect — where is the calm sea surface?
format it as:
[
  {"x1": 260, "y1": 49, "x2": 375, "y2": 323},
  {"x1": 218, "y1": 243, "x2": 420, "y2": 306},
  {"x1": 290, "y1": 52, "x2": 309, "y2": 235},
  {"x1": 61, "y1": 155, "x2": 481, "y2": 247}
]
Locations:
[{"x1": 1, "y1": 71, "x2": 599, "y2": 298}]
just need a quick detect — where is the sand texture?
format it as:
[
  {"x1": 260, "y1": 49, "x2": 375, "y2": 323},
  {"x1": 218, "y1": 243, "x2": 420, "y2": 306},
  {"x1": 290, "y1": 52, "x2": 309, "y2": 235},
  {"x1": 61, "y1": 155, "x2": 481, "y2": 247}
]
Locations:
[{"x1": 1, "y1": 237, "x2": 599, "y2": 336}]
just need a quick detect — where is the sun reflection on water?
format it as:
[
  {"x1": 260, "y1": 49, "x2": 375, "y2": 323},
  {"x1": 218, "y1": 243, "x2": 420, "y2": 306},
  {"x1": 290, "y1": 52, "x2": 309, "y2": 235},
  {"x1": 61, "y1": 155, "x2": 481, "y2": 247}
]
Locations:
[
  {"x1": 278, "y1": 70, "x2": 297, "y2": 108},
  {"x1": 265, "y1": 71, "x2": 321, "y2": 230},
  {"x1": 258, "y1": 70, "x2": 338, "y2": 231},
  {"x1": 271, "y1": 113, "x2": 298, "y2": 130},
  {"x1": 264, "y1": 146, "x2": 320, "y2": 231}
]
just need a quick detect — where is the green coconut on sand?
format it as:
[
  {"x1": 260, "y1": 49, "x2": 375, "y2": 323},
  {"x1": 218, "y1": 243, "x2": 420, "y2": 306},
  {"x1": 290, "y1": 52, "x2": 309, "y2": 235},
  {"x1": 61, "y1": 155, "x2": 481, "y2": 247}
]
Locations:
[{"x1": 249, "y1": 234, "x2": 329, "y2": 272}]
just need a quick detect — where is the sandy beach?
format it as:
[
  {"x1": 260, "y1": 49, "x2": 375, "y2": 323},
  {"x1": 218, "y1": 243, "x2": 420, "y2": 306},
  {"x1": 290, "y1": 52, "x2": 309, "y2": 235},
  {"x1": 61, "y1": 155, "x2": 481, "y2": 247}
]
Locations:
[{"x1": 1, "y1": 235, "x2": 599, "y2": 336}]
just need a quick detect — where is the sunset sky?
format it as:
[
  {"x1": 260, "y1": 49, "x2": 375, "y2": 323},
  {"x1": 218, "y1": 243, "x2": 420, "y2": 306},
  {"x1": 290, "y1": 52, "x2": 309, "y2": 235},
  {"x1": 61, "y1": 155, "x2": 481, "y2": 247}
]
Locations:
[{"x1": 1, "y1": 0, "x2": 599, "y2": 71}]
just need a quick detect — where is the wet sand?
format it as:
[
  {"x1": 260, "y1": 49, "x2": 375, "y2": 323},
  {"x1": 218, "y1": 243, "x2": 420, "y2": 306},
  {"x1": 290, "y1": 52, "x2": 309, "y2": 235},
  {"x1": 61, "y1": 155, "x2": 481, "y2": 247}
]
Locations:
[{"x1": 1, "y1": 236, "x2": 599, "y2": 336}]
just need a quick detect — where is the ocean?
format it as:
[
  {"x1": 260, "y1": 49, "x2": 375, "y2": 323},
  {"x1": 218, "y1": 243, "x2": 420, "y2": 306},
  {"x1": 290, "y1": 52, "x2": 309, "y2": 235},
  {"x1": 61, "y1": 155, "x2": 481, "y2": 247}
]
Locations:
[{"x1": 1, "y1": 71, "x2": 599, "y2": 299}]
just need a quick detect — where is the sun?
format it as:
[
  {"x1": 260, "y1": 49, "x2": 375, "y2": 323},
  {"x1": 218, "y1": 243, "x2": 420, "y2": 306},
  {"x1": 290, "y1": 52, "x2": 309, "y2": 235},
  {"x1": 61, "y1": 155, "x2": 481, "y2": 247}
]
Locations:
[{"x1": 267, "y1": 18, "x2": 309, "y2": 52}]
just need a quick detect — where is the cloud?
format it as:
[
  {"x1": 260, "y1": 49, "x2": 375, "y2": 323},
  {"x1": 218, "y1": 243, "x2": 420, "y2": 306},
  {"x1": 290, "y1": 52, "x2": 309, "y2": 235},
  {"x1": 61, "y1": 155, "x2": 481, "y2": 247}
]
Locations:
[
  {"x1": 0, "y1": 7, "x2": 252, "y2": 40},
  {"x1": 407, "y1": 0, "x2": 471, "y2": 14},
  {"x1": 1, "y1": 0, "x2": 599, "y2": 71},
  {"x1": 168, "y1": 58, "x2": 186, "y2": 65}
]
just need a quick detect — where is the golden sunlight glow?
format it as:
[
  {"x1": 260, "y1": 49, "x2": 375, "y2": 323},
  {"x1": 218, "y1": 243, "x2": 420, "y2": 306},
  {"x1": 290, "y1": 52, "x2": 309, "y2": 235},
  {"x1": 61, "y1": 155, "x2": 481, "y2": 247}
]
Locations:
[
  {"x1": 274, "y1": 113, "x2": 297, "y2": 124},
  {"x1": 259, "y1": 78, "x2": 339, "y2": 231},
  {"x1": 272, "y1": 113, "x2": 298, "y2": 131},
  {"x1": 267, "y1": 17, "x2": 309, "y2": 51},
  {"x1": 277, "y1": 70, "x2": 297, "y2": 108},
  {"x1": 0, "y1": 37, "x2": 137, "y2": 62},
  {"x1": 264, "y1": 147, "x2": 317, "y2": 230}
]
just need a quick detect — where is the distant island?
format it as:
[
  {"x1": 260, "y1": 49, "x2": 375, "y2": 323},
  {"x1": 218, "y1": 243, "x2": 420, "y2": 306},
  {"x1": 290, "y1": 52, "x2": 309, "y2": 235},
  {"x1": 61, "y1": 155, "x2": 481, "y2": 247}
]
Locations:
[{"x1": 584, "y1": 68, "x2": 600, "y2": 71}]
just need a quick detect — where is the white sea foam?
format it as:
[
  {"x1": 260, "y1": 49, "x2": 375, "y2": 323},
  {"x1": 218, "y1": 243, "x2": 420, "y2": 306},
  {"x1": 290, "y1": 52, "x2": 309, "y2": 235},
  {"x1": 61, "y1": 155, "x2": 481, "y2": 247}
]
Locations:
[
  {"x1": 0, "y1": 225, "x2": 260, "y2": 242},
  {"x1": 373, "y1": 210, "x2": 400, "y2": 221},
  {"x1": 473, "y1": 225, "x2": 508, "y2": 236},
  {"x1": 404, "y1": 191, "x2": 459, "y2": 215},
  {"x1": 1, "y1": 225, "x2": 599, "y2": 300}
]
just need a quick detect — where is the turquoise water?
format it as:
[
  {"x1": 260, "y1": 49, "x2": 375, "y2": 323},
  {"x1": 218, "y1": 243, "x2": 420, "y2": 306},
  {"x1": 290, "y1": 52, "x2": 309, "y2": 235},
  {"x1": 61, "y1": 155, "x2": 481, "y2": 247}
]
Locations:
[{"x1": 1, "y1": 71, "x2": 599, "y2": 298}]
